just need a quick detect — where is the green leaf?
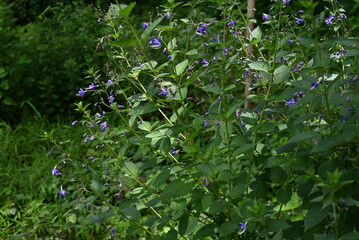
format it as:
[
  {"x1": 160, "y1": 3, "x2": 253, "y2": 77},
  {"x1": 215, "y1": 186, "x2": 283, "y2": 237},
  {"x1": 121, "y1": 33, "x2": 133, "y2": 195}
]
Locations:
[
  {"x1": 122, "y1": 207, "x2": 141, "y2": 222},
  {"x1": 0, "y1": 79, "x2": 9, "y2": 90},
  {"x1": 298, "y1": 37, "x2": 316, "y2": 48},
  {"x1": 304, "y1": 204, "x2": 327, "y2": 232},
  {"x1": 119, "y1": 2, "x2": 136, "y2": 18},
  {"x1": 159, "y1": 136, "x2": 171, "y2": 154},
  {"x1": 196, "y1": 163, "x2": 215, "y2": 177},
  {"x1": 250, "y1": 26, "x2": 262, "y2": 44},
  {"x1": 274, "y1": 65, "x2": 290, "y2": 83},
  {"x1": 287, "y1": 131, "x2": 321, "y2": 143},
  {"x1": 0, "y1": 68, "x2": 7, "y2": 78},
  {"x1": 123, "y1": 162, "x2": 139, "y2": 177},
  {"x1": 270, "y1": 166, "x2": 287, "y2": 184},
  {"x1": 276, "y1": 187, "x2": 292, "y2": 205},
  {"x1": 90, "y1": 179, "x2": 102, "y2": 193},
  {"x1": 194, "y1": 224, "x2": 215, "y2": 239},
  {"x1": 233, "y1": 144, "x2": 255, "y2": 156},
  {"x1": 248, "y1": 61, "x2": 270, "y2": 73},
  {"x1": 3, "y1": 97, "x2": 16, "y2": 106},
  {"x1": 218, "y1": 221, "x2": 239, "y2": 234},
  {"x1": 186, "y1": 49, "x2": 198, "y2": 55},
  {"x1": 266, "y1": 219, "x2": 291, "y2": 232},
  {"x1": 152, "y1": 169, "x2": 171, "y2": 188},
  {"x1": 89, "y1": 210, "x2": 115, "y2": 224},
  {"x1": 162, "y1": 180, "x2": 195, "y2": 199},
  {"x1": 175, "y1": 59, "x2": 189, "y2": 76},
  {"x1": 141, "y1": 16, "x2": 165, "y2": 40},
  {"x1": 229, "y1": 184, "x2": 247, "y2": 199},
  {"x1": 340, "y1": 233, "x2": 359, "y2": 240},
  {"x1": 179, "y1": 214, "x2": 198, "y2": 235}
]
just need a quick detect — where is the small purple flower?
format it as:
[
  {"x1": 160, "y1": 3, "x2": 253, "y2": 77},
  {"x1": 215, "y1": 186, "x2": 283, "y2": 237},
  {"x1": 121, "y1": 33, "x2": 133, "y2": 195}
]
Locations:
[
  {"x1": 224, "y1": 46, "x2": 229, "y2": 55},
  {"x1": 203, "y1": 120, "x2": 209, "y2": 128},
  {"x1": 78, "y1": 88, "x2": 86, "y2": 97},
  {"x1": 59, "y1": 188, "x2": 67, "y2": 199},
  {"x1": 262, "y1": 13, "x2": 270, "y2": 21},
  {"x1": 100, "y1": 122, "x2": 108, "y2": 132},
  {"x1": 285, "y1": 98, "x2": 298, "y2": 106},
  {"x1": 325, "y1": 15, "x2": 335, "y2": 26},
  {"x1": 340, "y1": 115, "x2": 346, "y2": 122},
  {"x1": 294, "y1": 19, "x2": 305, "y2": 25},
  {"x1": 165, "y1": 12, "x2": 173, "y2": 20},
  {"x1": 238, "y1": 222, "x2": 247, "y2": 230},
  {"x1": 108, "y1": 95, "x2": 115, "y2": 103},
  {"x1": 71, "y1": 121, "x2": 77, "y2": 126},
  {"x1": 158, "y1": 89, "x2": 169, "y2": 96},
  {"x1": 51, "y1": 168, "x2": 61, "y2": 176},
  {"x1": 311, "y1": 81, "x2": 319, "y2": 89},
  {"x1": 88, "y1": 83, "x2": 96, "y2": 90},
  {"x1": 196, "y1": 23, "x2": 208, "y2": 35},
  {"x1": 149, "y1": 38, "x2": 161, "y2": 49},
  {"x1": 110, "y1": 227, "x2": 115, "y2": 239},
  {"x1": 288, "y1": 40, "x2": 294, "y2": 44},
  {"x1": 283, "y1": 0, "x2": 292, "y2": 6},
  {"x1": 200, "y1": 58, "x2": 209, "y2": 67},
  {"x1": 227, "y1": 20, "x2": 237, "y2": 26},
  {"x1": 106, "y1": 79, "x2": 114, "y2": 86},
  {"x1": 143, "y1": 22, "x2": 149, "y2": 30}
]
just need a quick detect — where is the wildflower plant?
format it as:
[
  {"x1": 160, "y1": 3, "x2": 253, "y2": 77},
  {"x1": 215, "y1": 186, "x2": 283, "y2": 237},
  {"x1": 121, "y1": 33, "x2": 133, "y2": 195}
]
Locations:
[{"x1": 54, "y1": 0, "x2": 359, "y2": 239}]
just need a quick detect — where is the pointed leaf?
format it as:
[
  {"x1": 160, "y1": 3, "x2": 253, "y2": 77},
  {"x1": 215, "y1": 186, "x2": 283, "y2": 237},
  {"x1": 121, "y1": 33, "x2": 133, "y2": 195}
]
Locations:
[{"x1": 175, "y1": 59, "x2": 189, "y2": 76}]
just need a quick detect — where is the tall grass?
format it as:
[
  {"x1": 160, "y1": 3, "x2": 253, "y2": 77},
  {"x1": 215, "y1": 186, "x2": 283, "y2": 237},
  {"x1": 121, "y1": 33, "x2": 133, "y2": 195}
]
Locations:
[{"x1": 0, "y1": 118, "x2": 106, "y2": 239}]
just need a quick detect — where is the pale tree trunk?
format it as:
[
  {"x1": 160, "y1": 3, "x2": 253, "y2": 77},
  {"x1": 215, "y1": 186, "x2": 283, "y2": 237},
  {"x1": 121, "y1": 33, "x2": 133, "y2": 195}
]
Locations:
[{"x1": 245, "y1": 0, "x2": 255, "y2": 109}]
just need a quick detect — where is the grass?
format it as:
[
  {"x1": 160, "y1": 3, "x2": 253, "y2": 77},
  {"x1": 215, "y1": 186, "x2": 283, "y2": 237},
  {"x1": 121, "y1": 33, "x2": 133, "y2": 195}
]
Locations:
[{"x1": 0, "y1": 117, "x2": 107, "y2": 239}]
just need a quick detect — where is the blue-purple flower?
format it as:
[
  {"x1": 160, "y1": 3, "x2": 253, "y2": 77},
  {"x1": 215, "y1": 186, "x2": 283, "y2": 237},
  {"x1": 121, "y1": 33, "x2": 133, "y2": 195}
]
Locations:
[
  {"x1": 59, "y1": 188, "x2": 67, "y2": 199},
  {"x1": 325, "y1": 15, "x2": 335, "y2": 26},
  {"x1": 294, "y1": 18, "x2": 305, "y2": 25},
  {"x1": 78, "y1": 88, "x2": 86, "y2": 97},
  {"x1": 238, "y1": 222, "x2": 247, "y2": 230},
  {"x1": 227, "y1": 20, "x2": 237, "y2": 26},
  {"x1": 262, "y1": 13, "x2": 270, "y2": 21},
  {"x1": 51, "y1": 168, "x2": 61, "y2": 176},
  {"x1": 311, "y1": 81, "x2": 319, "y2": 89},
  {"x1": 285, "y1": 98, "x2": 298, "y2": 106},
  {"x1": 200, "y1": 58, "x2": 209, "y2": 67},
  {"x1": 158, "y1": 89, "x2": 169, "y2": 96},
  {"x1": 143, "y1": 22, "x2": 149, "y2": 30},
  {"x1": 149, "y1": 38, "x2": 161, "y2": 49},
  {"x1": 88, "y1": 83, "x2": 96, "y2": 90},
  {"x1": 100, "y1": 122, "x2": 108, "y2": 132},
  {"x1": 110, "y1": 227, "x2": 115, "y2": 239},
  {"x1": 196, "y1": 23, "x2": 208, "y2": 35}
]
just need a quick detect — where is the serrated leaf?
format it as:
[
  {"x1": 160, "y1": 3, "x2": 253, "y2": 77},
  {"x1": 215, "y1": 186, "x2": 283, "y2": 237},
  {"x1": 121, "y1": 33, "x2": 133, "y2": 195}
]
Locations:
[
  {"x1": 162, "y1": 180, "x2": 195, "y2": 199},
  {"x1": 119, "y1": 2, "x2": 136, "y2": 18},
  {"x1": 141, "y1": 16, "x2": 165, "y2": 40},
  {"x1": 266, "y1": 219, "x2": 291, "y2": 232},
  {"x1": 123, "y1": 162, "x2": 139, "y2": 177},
  {"x1": 250, "y1": 26, "x2": 262, "y2": 44},
  {"x1": 194, "y1": 224, "x2": 216, "y2": 239},
  {"x1": 288, "y1": 131, "x2": 321, "y2": 143},
  {"x1": 90, "y1": 179, "x2": 102, "y2": 193},
  {"x1": 274, "y1": 65, "x2": 290, "y2": 83},
  {"x1": 152, "y1": 169, "x2": 171, "y2": 188},
  {"x1": 122, "y1": 207, "x2": 141, "y2": 222},
  {"x1": 248, "y1": 61, "x2": 270, "y2": 73},
  {"x1": 218, "y1": 221, "x2": 239, "y2": 234},
  {"x1": 175, "y1": 59, "x2": 188, "y2": 76},
  {"x1": 304, "y1": 205, "x2": 327, "y2": 232},
  {"x1": 186, "y1": 49, "x2": 198, "y2": 55},
  {"x1": 89, "y1": 210, "x2": 115, "y2": 224},
  {"x1": 179, "y1": 214, "x2": 198, "y2": 235}
]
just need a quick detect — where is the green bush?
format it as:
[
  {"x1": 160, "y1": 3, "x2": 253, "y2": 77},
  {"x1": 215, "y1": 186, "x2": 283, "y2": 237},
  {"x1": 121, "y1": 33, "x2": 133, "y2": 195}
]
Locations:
[
  {"x1": 0, "y1": 2, "x2": 106, "y2": 121},
  {"x1": 49, "y1": 0, "x2": 359, "y2": 239}
]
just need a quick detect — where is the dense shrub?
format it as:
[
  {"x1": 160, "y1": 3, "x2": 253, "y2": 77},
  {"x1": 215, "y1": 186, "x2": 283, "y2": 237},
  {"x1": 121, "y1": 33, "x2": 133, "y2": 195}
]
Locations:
[
  {"x1": 0, "y1": 1, "x2": 105, "y2": 121},
  {"x1": 49, "y1": 0, "x2": 358, "y2": 239}
]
